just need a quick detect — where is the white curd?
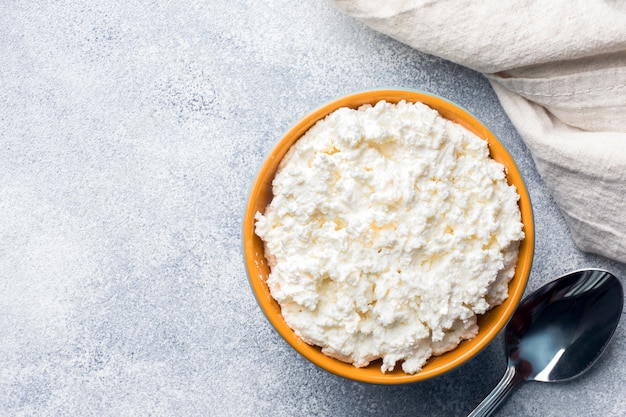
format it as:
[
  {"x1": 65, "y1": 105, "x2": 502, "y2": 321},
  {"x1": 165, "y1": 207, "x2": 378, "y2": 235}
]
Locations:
[{"x1": 255, "y1": 100, "x2": 524, "y2": 374}]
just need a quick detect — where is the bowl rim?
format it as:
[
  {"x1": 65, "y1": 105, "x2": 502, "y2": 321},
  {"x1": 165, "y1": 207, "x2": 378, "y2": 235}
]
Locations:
[{"x1": 242, "y1": 88, "x2": 535, "y2": 384}]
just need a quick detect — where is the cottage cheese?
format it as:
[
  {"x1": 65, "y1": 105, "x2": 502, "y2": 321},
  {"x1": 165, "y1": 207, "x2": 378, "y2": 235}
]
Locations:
[{"x1": 255, "y1": 100, "x2": 524, "y2": 374}]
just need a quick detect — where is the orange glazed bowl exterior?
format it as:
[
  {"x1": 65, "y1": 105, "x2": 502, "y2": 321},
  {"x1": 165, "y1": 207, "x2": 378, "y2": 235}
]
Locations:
[{"x1": 242, "y1": 89, "x2": 534, "y2": 384}]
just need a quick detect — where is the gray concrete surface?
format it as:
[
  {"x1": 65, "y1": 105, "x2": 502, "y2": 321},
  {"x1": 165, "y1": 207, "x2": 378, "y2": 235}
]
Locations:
[{"x1": 1, "y1": 1, "x2": 625, "y2": 416}]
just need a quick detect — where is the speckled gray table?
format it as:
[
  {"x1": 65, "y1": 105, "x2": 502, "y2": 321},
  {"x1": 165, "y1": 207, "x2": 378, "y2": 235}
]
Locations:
[{"x1": 1, "y1": 1, "x2": 625, "y2": 416}]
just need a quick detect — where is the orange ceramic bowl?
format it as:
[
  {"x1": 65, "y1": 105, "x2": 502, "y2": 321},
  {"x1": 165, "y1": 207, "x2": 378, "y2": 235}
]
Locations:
[{"x1": 243, "y1": 89, "x2": 534, "y2": 384}]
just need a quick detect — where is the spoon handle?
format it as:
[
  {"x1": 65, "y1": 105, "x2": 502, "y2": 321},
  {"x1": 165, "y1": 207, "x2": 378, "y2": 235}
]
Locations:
[{"x1": 467, "y1": 365, "x2": 526, "y2": 417}]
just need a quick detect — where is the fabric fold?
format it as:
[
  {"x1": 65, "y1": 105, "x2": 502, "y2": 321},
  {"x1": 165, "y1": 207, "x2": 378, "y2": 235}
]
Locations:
[
  {"x1": 489, "y1": 81, "x2": 626, "y2": 260},
  {"x1": 331, "y1": 0, "x2": 626, "y2": 262}
]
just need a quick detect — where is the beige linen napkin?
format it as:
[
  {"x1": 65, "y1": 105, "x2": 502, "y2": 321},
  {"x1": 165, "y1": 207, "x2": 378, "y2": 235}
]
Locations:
[{"x1": 332, "y1": 0, "x2": 626, "y2": 262}]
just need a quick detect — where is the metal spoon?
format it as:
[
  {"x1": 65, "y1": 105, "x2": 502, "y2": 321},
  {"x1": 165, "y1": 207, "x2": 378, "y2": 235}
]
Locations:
[{"x1": 468, "y1": 268, "x2": 623, "y2": 417}]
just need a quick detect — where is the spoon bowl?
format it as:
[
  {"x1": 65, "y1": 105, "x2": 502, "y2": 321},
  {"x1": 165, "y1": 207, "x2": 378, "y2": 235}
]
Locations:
[{"x1": 469, "y1": 268, "x2": 623, "y2": 416}]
